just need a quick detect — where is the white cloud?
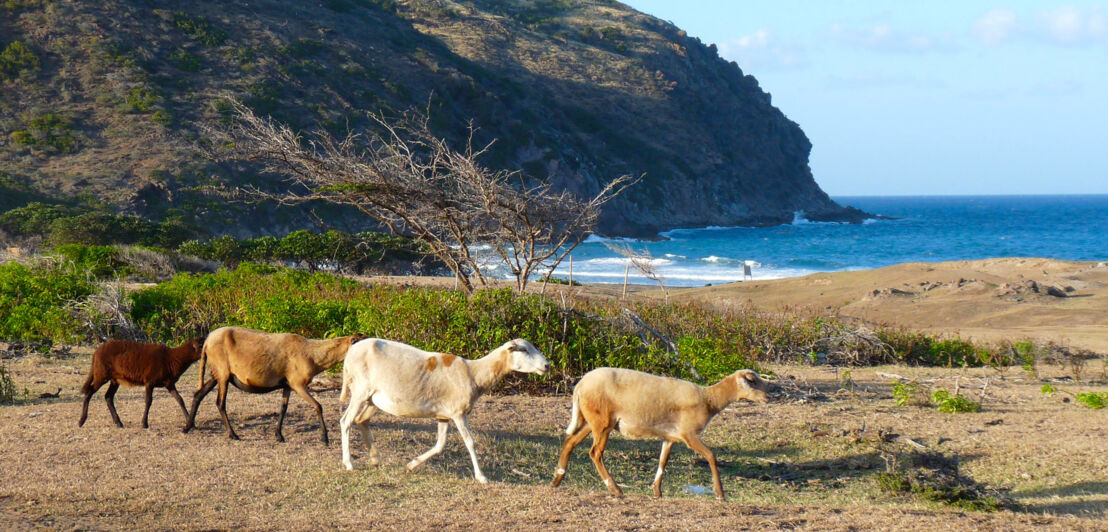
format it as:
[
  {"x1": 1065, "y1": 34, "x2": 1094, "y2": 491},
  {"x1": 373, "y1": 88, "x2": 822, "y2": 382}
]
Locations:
[
  {"x1": 828, "y1": 22, "x2": 958, "y2": 53},
  {"x1": 972, "y1": 8, "x2": 1019, "y2": 45},
  {"x1": 972, "y1": 5, "x2": 1107, "y2": 46},
  {"x1": 1040, "y1": 5, "x2": 1108, "y2": 44},
  {"x1": 717, "y1": 28, "x2": 808, "y2": 71}
]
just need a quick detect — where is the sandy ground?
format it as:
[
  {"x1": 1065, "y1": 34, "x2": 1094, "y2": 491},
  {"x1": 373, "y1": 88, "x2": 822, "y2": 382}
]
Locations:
[
  {"x1": 1, "y1": 349, "x2": 1106, "y2": 531},
  {"x1": 650, "y1": 258, "x2": 1108, "y2": 354}
]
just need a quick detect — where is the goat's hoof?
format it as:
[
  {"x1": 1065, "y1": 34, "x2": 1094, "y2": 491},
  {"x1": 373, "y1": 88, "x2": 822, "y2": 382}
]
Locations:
[
  {"x1": 405, "y1": 461, "x2": 420, "y2": 471},
  {"x1": 476, "y1": 476, "x2": 489, "y2": 485},
  {"x1": 275, "y1": 434, "x2": 285, "y2": 443},
  {"x1": 342, "y1": 462, "x2": 354, "y2": 471},
  {"x1": 228, "y1": 434, "x2": 240, "y2": 441}
]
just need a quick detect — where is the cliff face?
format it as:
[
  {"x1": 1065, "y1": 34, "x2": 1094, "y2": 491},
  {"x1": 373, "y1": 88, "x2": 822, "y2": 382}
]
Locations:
[{"x1": 0, "y1": 0, "x2": 863, "y2": 238}]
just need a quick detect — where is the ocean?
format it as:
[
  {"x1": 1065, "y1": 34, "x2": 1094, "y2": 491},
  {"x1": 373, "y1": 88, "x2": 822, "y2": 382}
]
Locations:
[{"x1": 545, "y1": 195, "x2": 1108, "y2": 287}]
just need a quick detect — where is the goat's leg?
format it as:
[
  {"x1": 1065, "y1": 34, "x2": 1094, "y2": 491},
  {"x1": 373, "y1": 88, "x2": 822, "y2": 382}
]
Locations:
[
  {"x1": 407, "y1": 420, "x2": 449, "y2": 471},
  {"x1": 215, "y1": 379, "x2": 239, "y2": 440},
  {"x1": 290, "y1": 382, "x2": 328, "y2": 446},
  {"x1": 588, "y1": 427, "x2": 622, "y2": 497},
  {"x1": 683, "y1": 434, "x2": 724, "y2": 501},
  {"x1": 104, "y1": 382, "x2": 124, "y2": 428},
  {"x1": 551, "y1": 424, "x2": 592, "y2": 488},
  {"x1": 340, "y1": 399, "x2": 368, "y2": 470},
  {"x1": 78, "y1": 378, "x2": 104, "y2": 427},
  {"x1": 274, "y1": 387, "x2": 291, "y2": 443},
  {"x1": 141, "y1": 384, "x2": 155, "y2": 429},
  {"x1": 165, "y1": 383, "x2": 189, "y2": 426},
  {"x1": 183, "y1": 378, "x2": 217, "y2": 433},
  {"x1": 452, "y1": 416, "x2": 487, "y2": 484},
  {"x1": 651, "y1": 440, "x2": 675, "y2": 498},
  {"x1": 356, "y1": 415, "x2": 379, "y2": 466}
]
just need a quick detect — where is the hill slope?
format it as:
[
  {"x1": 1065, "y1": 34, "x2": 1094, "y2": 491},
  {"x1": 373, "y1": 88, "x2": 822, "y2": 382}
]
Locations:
[{"x1": 0, "y1": 0, "x2": 865, "y2": 237}]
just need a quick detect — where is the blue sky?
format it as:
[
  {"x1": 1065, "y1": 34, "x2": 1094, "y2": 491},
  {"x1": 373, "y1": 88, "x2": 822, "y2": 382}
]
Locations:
[{"x1": 621, "y1": 1, "x2": 1108, "y2": 196}]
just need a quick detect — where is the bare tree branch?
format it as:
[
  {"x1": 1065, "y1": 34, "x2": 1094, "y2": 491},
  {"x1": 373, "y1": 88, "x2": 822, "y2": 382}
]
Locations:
[{"x1": 202, "y1": 99, "x2": 637, "y2": 294}]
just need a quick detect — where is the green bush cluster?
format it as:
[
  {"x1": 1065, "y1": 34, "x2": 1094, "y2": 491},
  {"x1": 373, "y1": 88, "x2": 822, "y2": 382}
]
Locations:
[
  {"x1": 171, "y1": 12, "x2": 226, "y2": 47},
  {"x1": 878, "y1": 329, "x2": 1006, "y2": 368},
  {"x1": 177, "y1": 229, "x2": 427, "y2": 273},
  {"x1": 0, "y1": 260, "x2": 94, "y2": 343},
  {"x1": 9, "y1": 113, "x2": 78, "y2": 154},
  {"x1": 930, "y1": 389, "x2": 981, "y2": 413},
  {"x1": 0, "y1": 40, "x2": 38, "y2": 80},
  {"x1": 1075, "y1": 391, "x2": 1106, "y2": 409},
  {"x1": 126, "y1": 264, "x2": 693, "y2": 385},
  {"x1": 169, "y1": 49, "x2": 201, "y2": 72},
  {"x1": 0, "y1": 203, "x2": 199, "y2": 248}
]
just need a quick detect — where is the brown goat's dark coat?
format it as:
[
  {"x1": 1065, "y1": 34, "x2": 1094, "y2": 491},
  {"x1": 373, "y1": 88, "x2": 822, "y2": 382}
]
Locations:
[{"x1": 78, "y1": 338, "x2": 204, "y2": 429}]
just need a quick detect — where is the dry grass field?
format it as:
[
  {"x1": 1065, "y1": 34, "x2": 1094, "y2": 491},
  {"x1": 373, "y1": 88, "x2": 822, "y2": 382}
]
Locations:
[{"x1": 2, "y1": 347, "x2": 1106, "y2": 531}]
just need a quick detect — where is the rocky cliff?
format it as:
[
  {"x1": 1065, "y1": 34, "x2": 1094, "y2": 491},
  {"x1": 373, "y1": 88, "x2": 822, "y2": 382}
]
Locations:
[{"x1": 0, "y1": 0, "x2": 865, "y2": 238}]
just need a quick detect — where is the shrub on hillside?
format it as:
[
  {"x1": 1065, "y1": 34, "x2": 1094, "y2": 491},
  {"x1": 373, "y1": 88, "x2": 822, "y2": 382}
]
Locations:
[{"x1": 0, "y1": 40, "x2": 38, "y2": 80}]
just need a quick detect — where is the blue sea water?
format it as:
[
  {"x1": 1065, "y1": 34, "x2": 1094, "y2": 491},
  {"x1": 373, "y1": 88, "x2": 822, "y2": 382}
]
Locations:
[{"x1": 545, "y1": 195, "x2": 1108, "y2": 287}]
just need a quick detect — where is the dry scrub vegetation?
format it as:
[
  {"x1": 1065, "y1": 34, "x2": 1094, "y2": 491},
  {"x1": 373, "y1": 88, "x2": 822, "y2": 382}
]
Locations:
[{"x1": 2, "y1": 349, "x2": 1105, "y2": 531}]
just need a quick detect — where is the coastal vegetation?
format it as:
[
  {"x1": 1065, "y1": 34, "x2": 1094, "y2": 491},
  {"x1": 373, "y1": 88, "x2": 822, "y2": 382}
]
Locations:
[{"x1": 0, "y1": 247, "x2": 1080, "y2": 389}]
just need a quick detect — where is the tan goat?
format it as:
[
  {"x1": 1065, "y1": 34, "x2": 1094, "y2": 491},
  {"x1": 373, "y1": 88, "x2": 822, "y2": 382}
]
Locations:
[
  {"x1": 551, "y1": 367, "x2": 772, "y2": 500},
  {"x1": 339, "y1": 338, "x2": 548, "y2": 483},
  {"x1": 183, "y1": 326, "x2": 366, "y2": 444}
]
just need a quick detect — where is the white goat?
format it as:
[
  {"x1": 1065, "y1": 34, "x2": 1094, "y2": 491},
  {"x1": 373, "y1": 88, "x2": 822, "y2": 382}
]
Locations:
[
  {"x1": 339, "y1": 338, "x2": 549, "y2": 483},
  {"x1": 550, "y1": 367, "x2": 772, "y2": 500}
]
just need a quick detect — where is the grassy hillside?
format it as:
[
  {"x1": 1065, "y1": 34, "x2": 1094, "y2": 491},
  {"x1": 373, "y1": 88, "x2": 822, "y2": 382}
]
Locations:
[{"x1": 1, "y1": 0, "x2": 863, "y2": 237}]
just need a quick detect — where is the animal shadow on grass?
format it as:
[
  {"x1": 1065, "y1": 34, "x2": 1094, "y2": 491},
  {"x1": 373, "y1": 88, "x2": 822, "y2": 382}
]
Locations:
[{"x1": 1016, "y1": 481, "x2": 1108, "y2": 517}]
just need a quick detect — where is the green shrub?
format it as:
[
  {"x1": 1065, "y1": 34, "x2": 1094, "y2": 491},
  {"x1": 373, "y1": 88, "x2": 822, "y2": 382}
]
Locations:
[
  {"x1": 125, "y1": 86, "x2": 158, "y2": 113},
  {"x1": 0, "y1": 40, "x2": 38, "y2": 80},
  {"x1": 52, "y1": 244, "x2": 129, "y2": 278},
  {"x1": 172, "y1": 12, "x2": 226, "y2": 46},
  {"x1": 930, "y1": 389, "x2": 981, "y2": 413},
  {"x1": 1075, "y1": 391, "x2": 1106, "y2": 410},
  {"x1": 169, "y1": 49, "x2": 201, "y2": 72},
  {"x1": 9, "y1": 113, "x2": 78, "y2": 154},
  {"x1": 0, "y1": 361, "x2": 18, "y2": 404},
  {"x1": 0, "y1": 261, "x2": 93, "y2": 342},
  {"x1": 1040, "y1": 383, "x2": 1056, "y2": 397},
  {"x1": 892, "y1": 382, "x2": 919, "y2": 407}
]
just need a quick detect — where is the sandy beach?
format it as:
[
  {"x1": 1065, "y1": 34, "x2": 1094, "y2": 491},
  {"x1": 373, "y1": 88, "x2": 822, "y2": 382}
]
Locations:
[{"x1": 651, "y1": 258, "x2": 1108, "y2": 354}]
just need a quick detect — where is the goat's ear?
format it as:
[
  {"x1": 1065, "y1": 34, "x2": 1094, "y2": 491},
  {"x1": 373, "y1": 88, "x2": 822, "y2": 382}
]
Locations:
[{"x1": 742, "y1": 372, "x2": 756, "y2": 383}]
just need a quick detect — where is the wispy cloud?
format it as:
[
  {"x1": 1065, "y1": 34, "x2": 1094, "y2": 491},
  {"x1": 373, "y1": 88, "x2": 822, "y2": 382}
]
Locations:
[
  {"x1": 824, "y1": 71, "x2": 948, "y2": 90},
  {"x1": 971, "y1": 5, "x2": 1108, "y2": 46},
  {"x1": 827, "y1": 23, "x2": 958, "y2": 53},
  {"x1": 717, "y1": 28, "x2": 808, "y2": 71},
  {"x1": 972, "y1": 8, "x2": 1019, "y2": 46},
  {"x1": 1040, "y1": 5, "x2": 1108, "y2": 44}
]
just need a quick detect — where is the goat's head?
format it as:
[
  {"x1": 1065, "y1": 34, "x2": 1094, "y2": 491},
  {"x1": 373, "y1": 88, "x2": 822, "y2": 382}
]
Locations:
[
  {"x1": 185, "y1": 337, "x2": 205, "y2": 357},
  {"x1": 730, "y1": 369, "x2": 772, "y2": 404},
  {"x1": 499, "y1": 339, "x2": 549, "y2": 376},
  {"x1": 348, "y1": 333, "x2": 369, "y2": 345}
]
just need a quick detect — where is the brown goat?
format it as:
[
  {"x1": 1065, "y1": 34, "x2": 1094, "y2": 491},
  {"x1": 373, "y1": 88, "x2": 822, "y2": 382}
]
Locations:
[
  {"x1": 183, "y1": 326, "x2": 365, "y2": 444},
  {"x1": 551, "y1": 367, "x2": 772, "y2": 500},
  {"x1": 78, "y1": 338, "x2": 205, "y2": 429}
]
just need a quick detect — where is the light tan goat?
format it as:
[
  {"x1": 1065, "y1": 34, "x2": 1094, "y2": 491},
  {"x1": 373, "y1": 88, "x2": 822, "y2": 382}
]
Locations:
[
  {"x1": 339, "y1": 338, "x2": 548, "y2": 483},
  {"x1": 551, "y1": 367, "x2": 772, "y2": 500},
  {"x1": 183, "y1": 326, "x2": 366, "y2": 444}
]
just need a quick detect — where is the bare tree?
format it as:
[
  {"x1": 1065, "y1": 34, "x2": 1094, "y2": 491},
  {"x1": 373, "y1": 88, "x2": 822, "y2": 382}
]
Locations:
[
  {"x1": 606, "y1": 242, "x2": 669, "y2": 303},
  {"x1": 203, "y1": 100, "x2": 635, "y2": 294}
]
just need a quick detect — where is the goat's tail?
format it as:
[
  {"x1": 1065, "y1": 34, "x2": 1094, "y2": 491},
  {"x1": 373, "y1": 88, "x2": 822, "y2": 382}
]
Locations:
[
  {"x1": 339, "y1": 365, "x2": 351, "y2": 403},
  {"x1": 80, "y1": 372, "x2": 94, "y2": 396},
  {"x1": 565, "y1": 388, "x2": 583, "y2": 435},
  {"x1": 196, "y1": 343, "x2": 208, "y2": 393}
]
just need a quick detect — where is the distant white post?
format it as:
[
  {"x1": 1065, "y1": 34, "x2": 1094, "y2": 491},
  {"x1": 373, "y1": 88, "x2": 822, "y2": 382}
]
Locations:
[
  {"x1": 743, "y1": 261, "x2": 753, "y2": 281},
  {"x1": 622, "y1": 262, "x2": 630, "y2": 299}
]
